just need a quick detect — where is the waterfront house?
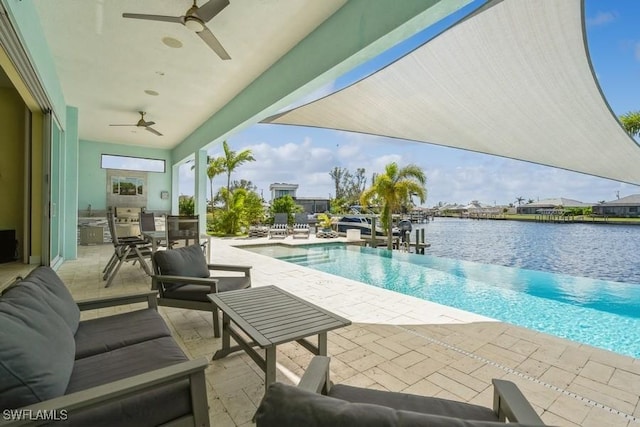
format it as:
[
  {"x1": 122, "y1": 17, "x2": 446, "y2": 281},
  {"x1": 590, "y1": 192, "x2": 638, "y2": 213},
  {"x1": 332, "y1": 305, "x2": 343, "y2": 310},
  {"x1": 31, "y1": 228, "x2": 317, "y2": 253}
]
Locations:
[
  {"x1": 592, "y1": 194, "x2": 640, "y2": 218},
  {"x1": 516, "y1": 198, "x2": 591, "y2": 215}
]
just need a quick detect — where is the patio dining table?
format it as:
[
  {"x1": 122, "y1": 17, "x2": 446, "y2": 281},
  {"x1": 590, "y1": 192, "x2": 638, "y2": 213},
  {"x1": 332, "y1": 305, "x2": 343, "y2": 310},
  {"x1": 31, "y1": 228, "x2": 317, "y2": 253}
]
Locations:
[
  {"x1": 142, "y1": 230, "x2": 211, "y2": 254},
  {"x1": 209, "y1": 286, "x2": 351, "y2": 390},
  {"x1": 141, "y1": 230, "x2": 166, "y2": 253}
]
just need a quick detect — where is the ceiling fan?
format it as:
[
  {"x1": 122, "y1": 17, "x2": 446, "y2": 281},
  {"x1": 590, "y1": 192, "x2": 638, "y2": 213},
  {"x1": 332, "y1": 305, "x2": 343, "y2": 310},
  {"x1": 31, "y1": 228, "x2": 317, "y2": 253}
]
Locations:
[
  {"x1": 109, "y1": 112, "x2": 163, "y2": 136},
  {"x1": 122, "y1": 0, "x2": 231, "y2": 60}
]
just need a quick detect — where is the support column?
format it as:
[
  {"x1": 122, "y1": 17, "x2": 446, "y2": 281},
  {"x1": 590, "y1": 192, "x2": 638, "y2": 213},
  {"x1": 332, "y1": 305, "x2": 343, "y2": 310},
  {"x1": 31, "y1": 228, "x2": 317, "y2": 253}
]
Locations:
[
  {"x1": 171, "y1": 163, "x2": 180, "y2": 215},
  {"x1": 194, "y1": 149, "x2": 208, "y2": 235}
]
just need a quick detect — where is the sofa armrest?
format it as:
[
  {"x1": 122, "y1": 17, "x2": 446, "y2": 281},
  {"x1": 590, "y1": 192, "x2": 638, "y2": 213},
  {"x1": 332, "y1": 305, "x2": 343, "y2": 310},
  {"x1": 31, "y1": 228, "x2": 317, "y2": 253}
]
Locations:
[
  {"x1": 298, "y1": 358, "x2": 545, "y2": 425},
  {"x1": 3, "y1": 358, "x2": 210, "y2": 427},
  {"x1": 76, "y1": 291, "x2": 158, "y2": 311},
  {"x1": 153, "y1": 275, "x2": 219, "y2": 288},
  {"x1": 298, "y1": 356, "x2": 331, "y2": 394},
  {"x1": 492, "y1": 379, "x2": 545, "y2": 425},
  {"x1": 207, "y1": 264, "x2": 252, "y2": 275}
]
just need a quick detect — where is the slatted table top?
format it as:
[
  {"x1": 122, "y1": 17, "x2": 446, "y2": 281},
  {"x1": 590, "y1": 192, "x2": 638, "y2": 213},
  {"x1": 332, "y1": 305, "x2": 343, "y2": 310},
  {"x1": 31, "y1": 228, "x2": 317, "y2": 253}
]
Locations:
[{"x1": 208, "y1": 286, "x2": 351, "y2": 348}]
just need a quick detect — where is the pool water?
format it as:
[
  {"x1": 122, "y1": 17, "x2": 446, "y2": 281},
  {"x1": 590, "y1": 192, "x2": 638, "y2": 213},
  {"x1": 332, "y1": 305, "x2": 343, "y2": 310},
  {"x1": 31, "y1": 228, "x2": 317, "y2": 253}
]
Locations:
[{"x1": 243, "y1": 243, "x2": 640, "y2": 358}]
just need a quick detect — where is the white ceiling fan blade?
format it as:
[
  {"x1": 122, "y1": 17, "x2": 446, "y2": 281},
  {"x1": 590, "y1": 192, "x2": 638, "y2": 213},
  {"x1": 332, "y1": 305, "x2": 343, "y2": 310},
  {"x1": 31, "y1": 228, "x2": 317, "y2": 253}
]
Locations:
[
  {"x1": 109, "y1": 124, "x2": 136, "y2": 127},
  {"x1": 198, "y1": 27, "x2": 230, "y2": 60},
  {"x1": 145, "y1": 127, "x2": 163, "y2": 136},
  {"x1": 143, "y1": 121, "x2": 156, "y2": 127},
  {"x1": 122, "y1": 13, "x2": 183, "y2": 24},
  {"x1": 195, "y1": 0, "x2": 229, "y2": 22}
]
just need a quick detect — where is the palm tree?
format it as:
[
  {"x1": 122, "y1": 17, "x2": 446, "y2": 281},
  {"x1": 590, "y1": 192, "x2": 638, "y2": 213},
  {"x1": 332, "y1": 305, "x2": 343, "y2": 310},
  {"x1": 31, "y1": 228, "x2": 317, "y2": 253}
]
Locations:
[
  {"x1": 190, "y1": 155, "x2": 225, "y2": 209},
  {"x1": 329, "y1": 166, "x2": 346, "y2": 199},
  {"x1": 515, "y1": 196, "x2": 525, "y2": 206},
  {"x1": 619, "y1": 111, "x2": 640, "y2": 137},
  {"x1": 206, "y1": 157, "x2": 225, "y2": 208},
  {"x1": 218, "y1": 188, "x2": 247, "y2": 234},
  {"x1": 360, "y1": 162, "x2": 427, "y2": 249},
  {"x1": 221, "y1": 141, "x2": 255, "y2": 209}
]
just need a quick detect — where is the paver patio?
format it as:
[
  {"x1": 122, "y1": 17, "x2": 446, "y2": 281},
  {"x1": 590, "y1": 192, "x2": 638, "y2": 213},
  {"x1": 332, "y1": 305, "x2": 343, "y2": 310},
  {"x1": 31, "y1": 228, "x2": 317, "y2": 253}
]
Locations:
[{"x1": 47, "y1": 238, "x2": 640, "y2": 426}]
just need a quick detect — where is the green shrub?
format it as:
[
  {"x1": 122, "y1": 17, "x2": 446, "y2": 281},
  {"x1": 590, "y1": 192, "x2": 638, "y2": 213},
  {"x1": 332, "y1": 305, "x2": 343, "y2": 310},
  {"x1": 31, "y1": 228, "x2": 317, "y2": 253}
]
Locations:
[{"x1": 179, "y1": 196, "x2": 194, "y2": 215}]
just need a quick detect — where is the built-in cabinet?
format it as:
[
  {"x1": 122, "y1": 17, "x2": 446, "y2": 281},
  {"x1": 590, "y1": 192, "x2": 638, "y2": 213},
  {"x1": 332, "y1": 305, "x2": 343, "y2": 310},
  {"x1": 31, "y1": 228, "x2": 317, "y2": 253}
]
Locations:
[
  {"x1": 77, "y1": 217, "x2": 110, "y2": 245},
  {"x1": 79, "y1": 227, "x2": 103, "y2": 245}
]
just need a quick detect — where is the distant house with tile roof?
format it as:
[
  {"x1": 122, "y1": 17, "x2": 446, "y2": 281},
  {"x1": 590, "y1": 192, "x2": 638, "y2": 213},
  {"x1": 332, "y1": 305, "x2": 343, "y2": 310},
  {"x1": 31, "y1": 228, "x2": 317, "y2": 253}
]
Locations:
[
  {"x1": 517, "y1": 197, "x2": 591, "y2": 214},
  {"x1": 592, "y1": 194, "x2": 640, "y2": 217}
]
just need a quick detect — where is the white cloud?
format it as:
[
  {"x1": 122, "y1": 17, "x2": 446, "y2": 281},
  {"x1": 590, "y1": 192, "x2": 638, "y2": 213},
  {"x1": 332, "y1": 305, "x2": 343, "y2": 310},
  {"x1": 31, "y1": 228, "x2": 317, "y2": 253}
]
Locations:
[
  {"x1": 179, "y1": 129, "x2": 640, "y2": 207},
  {"x1": 586, "y1": 10, "x2": 618, "y2": 27}
]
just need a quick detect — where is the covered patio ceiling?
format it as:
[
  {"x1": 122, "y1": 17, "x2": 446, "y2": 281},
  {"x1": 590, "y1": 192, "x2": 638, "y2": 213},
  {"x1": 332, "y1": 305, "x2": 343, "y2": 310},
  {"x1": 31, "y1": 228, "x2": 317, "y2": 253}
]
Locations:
[{"x1": 265, "y1": 0, "x2": 640, "y2": 186}]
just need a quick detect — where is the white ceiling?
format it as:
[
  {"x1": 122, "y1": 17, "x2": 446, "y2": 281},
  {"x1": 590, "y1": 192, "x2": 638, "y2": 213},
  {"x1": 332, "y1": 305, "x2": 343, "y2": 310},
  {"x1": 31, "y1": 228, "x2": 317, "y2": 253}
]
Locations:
[{"x1": 33, "y1": 0, "x2": 346, "y2": 149}]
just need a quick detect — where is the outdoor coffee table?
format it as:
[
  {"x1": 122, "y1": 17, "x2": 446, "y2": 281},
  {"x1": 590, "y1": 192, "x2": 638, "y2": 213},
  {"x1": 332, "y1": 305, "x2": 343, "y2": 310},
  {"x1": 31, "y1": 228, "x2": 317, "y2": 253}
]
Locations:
[{"x1": 209, "y1": 285, "x2": 351, "y2": 390}]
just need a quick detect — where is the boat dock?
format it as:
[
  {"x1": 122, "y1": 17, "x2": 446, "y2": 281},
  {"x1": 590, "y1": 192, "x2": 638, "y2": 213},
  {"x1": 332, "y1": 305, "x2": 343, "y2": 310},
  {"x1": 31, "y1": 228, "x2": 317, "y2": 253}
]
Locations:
[{"x1": 361, "y1": 228, "x2": 431, "y2": 255}]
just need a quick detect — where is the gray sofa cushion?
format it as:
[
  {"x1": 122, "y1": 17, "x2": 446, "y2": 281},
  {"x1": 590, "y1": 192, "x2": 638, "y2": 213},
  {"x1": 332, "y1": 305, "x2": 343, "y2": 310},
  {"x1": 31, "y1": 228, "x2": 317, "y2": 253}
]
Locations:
[
  {"x1": 66, "y1": 337, "x2": 191, "y2": 427},
  {"x1": 18, "y1": 266, "x2": 80, "y2": 333},
  {"x1": 67, "y1": 336, "x2": 188, "y2": 392},
  {"x1": 74, "y1": 308, "x2": 172, "y2": 359},
  {"x1": 256, "y1": 383, "x2": 533, "y2": 427},
  {"x1": 0, "y1": 281, "x2": 76, "y2": 408},
  {"x1": 329, "y1": 384, "x2": 498, "y2": 421},
  {"x1": 153, "y1": 244, "x2": 210, "y2": 291},
  {"x1": 69, "y1": 381, "x2": 191, "y2": 427}
]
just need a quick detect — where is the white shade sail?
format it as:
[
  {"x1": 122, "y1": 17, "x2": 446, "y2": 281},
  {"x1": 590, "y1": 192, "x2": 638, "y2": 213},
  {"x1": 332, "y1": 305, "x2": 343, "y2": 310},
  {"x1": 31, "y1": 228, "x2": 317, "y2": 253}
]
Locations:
[{"x1": 264, "y1": 0, "x2": 640, "y2": 185}]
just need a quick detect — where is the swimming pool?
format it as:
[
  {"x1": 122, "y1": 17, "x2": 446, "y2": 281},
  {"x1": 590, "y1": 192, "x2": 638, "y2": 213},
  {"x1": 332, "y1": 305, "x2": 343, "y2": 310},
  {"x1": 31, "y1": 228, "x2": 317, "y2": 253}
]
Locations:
[{"x1": 242, "y1": 243, "x2": 640, "y2": 358}]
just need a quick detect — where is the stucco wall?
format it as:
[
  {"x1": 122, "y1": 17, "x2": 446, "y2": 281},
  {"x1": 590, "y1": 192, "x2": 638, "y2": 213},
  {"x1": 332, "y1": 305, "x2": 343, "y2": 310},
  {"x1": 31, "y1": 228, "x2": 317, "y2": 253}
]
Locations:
[{"x1": 78, "y1": 140, "x2": 173, "y2": 212}]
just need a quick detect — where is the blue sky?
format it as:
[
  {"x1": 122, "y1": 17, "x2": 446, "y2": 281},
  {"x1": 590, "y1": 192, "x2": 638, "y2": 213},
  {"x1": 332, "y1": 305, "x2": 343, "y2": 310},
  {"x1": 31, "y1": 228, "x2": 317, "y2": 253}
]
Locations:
[{"x1": 180, "y1": 0, "x2": 640, "y2": 207}]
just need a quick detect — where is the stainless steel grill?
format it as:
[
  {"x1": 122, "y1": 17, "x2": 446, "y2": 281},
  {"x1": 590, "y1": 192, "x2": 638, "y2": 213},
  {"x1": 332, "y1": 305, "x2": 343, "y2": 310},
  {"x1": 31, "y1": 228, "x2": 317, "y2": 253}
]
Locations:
[
  {"x1": 114, "y1": 206, "x2": 142, "y2": 223},
  {"x1": 113, "y1": 207, "x2": 143, "y2": 238}
]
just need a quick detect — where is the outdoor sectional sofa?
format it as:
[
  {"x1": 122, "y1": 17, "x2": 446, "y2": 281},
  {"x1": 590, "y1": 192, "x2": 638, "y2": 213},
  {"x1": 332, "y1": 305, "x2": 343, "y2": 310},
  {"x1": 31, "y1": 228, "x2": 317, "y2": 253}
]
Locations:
[
  {"x1": 256, "y1": 356, "x2": 546, "y2": 426},
  {"x1": 0, "y1": 266, "x2": 210, "y2": 427}
]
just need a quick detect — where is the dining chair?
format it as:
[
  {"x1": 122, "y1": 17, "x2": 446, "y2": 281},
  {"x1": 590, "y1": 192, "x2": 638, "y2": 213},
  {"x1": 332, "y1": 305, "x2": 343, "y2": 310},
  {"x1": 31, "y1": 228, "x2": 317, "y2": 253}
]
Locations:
[{"x1": 103, "y1": 212, "x2": 153, "y2": 288}]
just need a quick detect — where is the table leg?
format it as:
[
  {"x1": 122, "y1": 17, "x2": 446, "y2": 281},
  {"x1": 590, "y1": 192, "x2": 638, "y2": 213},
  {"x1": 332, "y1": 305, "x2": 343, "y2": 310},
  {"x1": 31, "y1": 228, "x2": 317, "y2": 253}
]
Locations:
[
  {"x1": 221, "y1": 312, "x2": 230, "y2": 349},
  {"x1": 212, "y1": 305, "x2": 221, "y2": 338},
  {"x1": 318, "y1": 332, "x2": 328, "y2": 356},
  {"x1": 212, "y1": 312, "x2": 231, "y2": 360},
  {"x1": 265, "y1": 346, "x2": 277, "y2": 391},
  {"x1": 318, "y1": 332, "x2": 330, "y2": 392}
]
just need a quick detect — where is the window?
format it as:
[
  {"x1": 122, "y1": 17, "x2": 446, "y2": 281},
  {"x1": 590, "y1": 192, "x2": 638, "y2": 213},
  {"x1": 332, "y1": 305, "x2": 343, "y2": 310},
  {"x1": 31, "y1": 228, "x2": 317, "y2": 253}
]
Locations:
[
  {"x1": 101, "y1": 154, "x2": 165, "y2": 173},
  {"x1": 275, "y1": 190, "x2": 293, "y2": 198},
  {"x1": 111, "y1": 176, "x2": 144, "y2": 195}
]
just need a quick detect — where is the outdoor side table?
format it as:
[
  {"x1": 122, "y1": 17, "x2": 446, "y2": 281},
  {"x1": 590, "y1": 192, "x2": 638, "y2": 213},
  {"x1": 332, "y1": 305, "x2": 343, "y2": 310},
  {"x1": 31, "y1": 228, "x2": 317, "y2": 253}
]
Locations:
[{"x1": 208, "y1": 286, "x2": 351, "y2": 390}]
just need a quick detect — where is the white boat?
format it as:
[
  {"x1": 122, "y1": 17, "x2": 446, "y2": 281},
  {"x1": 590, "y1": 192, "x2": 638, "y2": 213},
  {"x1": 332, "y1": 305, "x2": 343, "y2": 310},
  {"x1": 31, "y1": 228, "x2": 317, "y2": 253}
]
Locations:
[{"x1": 336, "y1": 215, "x2": 399, "y2": 237}]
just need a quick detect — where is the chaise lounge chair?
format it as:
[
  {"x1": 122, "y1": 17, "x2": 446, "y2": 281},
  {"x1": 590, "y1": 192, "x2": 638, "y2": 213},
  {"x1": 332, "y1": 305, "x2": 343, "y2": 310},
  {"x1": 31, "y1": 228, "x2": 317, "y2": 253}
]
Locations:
[
  {"x1": 256, "y1": 356, "x2": 546, "y2": 426},
  {"x1": 291, "y1": 213, "x2": 310, "y2": 239},
  {"x1": 268, "y1": 213, "x2": 289, "y2": 239}
]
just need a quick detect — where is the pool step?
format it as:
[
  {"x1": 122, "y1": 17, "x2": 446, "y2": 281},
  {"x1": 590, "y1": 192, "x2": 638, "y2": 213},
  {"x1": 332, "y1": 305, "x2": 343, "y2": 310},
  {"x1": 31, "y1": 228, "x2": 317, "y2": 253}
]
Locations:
[
  {"x1": 279, "y1": 252, "x2": 332, "y2": 266},
  {"x1": 298, "y1": 257, "x2": 334, "y2": 267}
]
